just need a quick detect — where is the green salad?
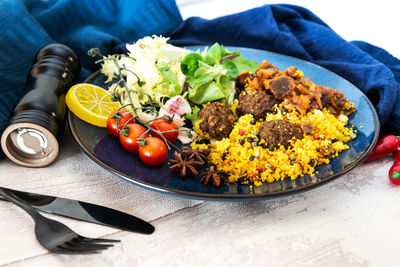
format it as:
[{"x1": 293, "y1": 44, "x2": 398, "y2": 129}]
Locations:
[{"x1": 94, "y1": 35, "x2": 259, "y2": 143}]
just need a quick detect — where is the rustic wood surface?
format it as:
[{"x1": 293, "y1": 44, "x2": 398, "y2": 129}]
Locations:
[{"x1": 1, "y1": 1, "x2": 399, "y2": 266}]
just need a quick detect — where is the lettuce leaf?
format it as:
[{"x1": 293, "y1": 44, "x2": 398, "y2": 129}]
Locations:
[
  {"x1": 204, "y1": 43, "x2": 222, "y2": 66},
  {"x1": 181, "y1": 43, "x2": 259, "y2": 105},
  {"x1": 222, "y1": 57, "x2": 259, "y2": 77},
  {"x1": 181, "y1": 52, "x2": 203, "y2": 78},
  {"x1": 184, "y1": 105, "x2": 201, "y2": 126},
  {"x1": 157, "y1": 61, "x2": 181, "y2": 96}
]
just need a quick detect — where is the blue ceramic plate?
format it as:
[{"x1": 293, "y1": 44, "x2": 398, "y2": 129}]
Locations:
[{"x1": 68, "y1": 46, "x2": 379, "y2": 200}]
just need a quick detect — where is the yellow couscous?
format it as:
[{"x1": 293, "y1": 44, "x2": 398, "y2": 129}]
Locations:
[{"x1": 193, "y1": 107, "x2": 355, "y2": 186}]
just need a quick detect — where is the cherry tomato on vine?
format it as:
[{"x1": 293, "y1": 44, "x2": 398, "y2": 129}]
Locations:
[
  {"x1": 138, "y1": 137, "x2": 168, "y2": 166},
  {"x1": 107, "y1": 109, "x2": 134, "y2": 137},
  {"x1": 150, "y1": 118, "x2": 179, "y2": 144},
  {"x1": 119, "y1": 123, "x2": 148, "y2": 153}
]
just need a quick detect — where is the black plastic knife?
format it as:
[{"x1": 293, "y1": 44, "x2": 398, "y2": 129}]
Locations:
[{"x1": 0, "y1": 187, "x2": 154, "y2": 234}]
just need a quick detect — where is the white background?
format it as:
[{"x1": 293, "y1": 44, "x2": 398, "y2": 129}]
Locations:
[{"x1": 177, "y1": 0, "x2": 400, "y2": 59}]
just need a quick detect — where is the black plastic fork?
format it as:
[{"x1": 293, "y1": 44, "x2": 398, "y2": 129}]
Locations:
[{"x1": 0, "y1": 187, "x2": 119, "y2": 254}]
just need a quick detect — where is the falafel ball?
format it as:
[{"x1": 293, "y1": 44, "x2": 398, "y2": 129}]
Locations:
[
  {"x1": 236, "y1": 90, "x2": 280, "y2": 120},
  {"x1": 199, "y1": 102, "x2": 236, "y2": 140},
  {"x1": 259, "y1": 119, "x2": 303, "y2": 149}
]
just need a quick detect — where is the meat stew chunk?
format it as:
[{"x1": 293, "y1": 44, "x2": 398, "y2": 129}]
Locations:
[
  {"x1": 268, "y1": 76, "x2": 295, "y2": 101},
  {"x1": 236, "y1": 90, "x2": 280, "y2": 120},
  {"x1": 259, "y1": 120, "x2": 303, "y2": 149}
]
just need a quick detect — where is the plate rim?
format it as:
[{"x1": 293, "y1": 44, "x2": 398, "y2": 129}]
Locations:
[{"x1": 68, "y1": 46, "x2": 380, "y2": 200}]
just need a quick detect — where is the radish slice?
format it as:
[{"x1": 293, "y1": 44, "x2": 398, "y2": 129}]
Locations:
[
  {"x1": 159, "y1": 96, "x2": 191, "y2": 117},
  {"x1": 178, "y1": 127, "x2": 197, "y2": 144}
]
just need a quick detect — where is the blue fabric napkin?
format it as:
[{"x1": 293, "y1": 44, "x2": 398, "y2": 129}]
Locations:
[
  {"x1": 0, "y1": 0, "x2": 182, "y2": 158},
  {"x1": 167, "y1": 4, "x2": 400, "y2": 136}
]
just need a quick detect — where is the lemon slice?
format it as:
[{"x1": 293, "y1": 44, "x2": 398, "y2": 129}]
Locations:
[{"x1": 66, "y1": 83, "x2": 120, "y2": 127}]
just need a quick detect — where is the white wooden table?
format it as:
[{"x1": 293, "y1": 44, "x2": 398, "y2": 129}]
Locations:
[{"x1": 1, "y1": 1, "x2": 399, "y2": 266}]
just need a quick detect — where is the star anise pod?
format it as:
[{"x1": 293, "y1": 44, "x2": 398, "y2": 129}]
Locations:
[
  {"x1": 200, "y1": 166, "x2": 229, "y2": 187},
  {"x1": 168, "y1": 151, "x2": 203, "y2": 178},
  {"x1": 181, "y1": 147, "x2": 210, "y2": 164}
]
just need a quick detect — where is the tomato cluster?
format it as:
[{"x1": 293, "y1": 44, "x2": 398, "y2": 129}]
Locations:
[
  {"x1": 107, "y1": 109, "x2": 135, "y2": 137},
  {"x1": 107, "y1": 109, "x2": 179, "y2": 166}
]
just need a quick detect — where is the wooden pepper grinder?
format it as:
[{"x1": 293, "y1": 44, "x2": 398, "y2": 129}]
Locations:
[{"x1": 1, "y1": 43, "x2": 80, "y2": 167}]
